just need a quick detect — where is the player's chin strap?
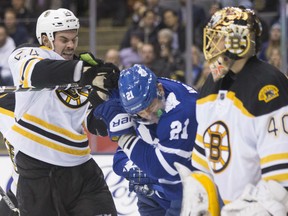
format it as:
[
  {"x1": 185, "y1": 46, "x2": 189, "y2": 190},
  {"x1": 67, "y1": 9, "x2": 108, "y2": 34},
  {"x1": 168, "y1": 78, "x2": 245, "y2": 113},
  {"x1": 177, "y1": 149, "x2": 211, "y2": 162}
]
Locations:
[{"x1": 174, "y1": 162, "x2": 221, "y2": 216}]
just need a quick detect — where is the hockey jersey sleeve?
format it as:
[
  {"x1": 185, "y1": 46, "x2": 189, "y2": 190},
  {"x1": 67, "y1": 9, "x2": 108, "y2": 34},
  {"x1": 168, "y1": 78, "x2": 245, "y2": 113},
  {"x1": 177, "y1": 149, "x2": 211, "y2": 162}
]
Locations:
[
  {"x1": 8, "y1": 45, "x2": 82, "y2": 88},
  {"x1": 112, "y1": 147, "x2": 130, "y2": 177}
]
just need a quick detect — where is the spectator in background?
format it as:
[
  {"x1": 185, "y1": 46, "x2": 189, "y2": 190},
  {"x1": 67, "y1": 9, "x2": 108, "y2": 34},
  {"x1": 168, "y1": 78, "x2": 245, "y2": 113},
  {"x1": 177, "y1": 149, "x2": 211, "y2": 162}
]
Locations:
[
  {"x1": 139, "y1": 43, "x2": 170, "y2": 77},
  {"x1": 120, "y1": 9, "x2": 160, "y2": 50},
  {"x1": 4, "y1": 8, "x2": 31, "y2": 46},
  {"x1": 119, "y1": 30, "x2": 143, "y2": 68},
  {"x1": 146, "y1": 0, "x2": 165, "y2": 25},
  {"x1": 268, "y1": 47, "x2": 282, "y2": 71},
  {"x1": 130, "y1": 0, "x2": 147, "y2": 27},
  {"x1": 258, "y1": 22, "x2": 281, "y2": 62},
  {"x1": 155, "y1": 28, "x2": 185, "y2": 75},
  {"x1": 0, "y1": 24, "x2": 15, "y2": 85},
  {"x1": 161, "y1": 9, "x2": 186, "y2": 53},
  {"x1": 11, "y1": 0, "x2": 36, "y2": 42},
  {"x1": 105, "y1": 48, "x2": 124, "y2": 70}
]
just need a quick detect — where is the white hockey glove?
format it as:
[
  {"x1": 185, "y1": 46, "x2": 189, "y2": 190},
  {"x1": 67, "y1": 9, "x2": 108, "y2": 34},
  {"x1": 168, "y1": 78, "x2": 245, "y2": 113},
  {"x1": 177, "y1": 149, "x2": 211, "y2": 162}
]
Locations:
[
  {"x1": 174, "y1": 162, "x2": 220, "y2": 216},
  {"x1": 221, "y1": 180, "x2": 288, "y2": 216}
]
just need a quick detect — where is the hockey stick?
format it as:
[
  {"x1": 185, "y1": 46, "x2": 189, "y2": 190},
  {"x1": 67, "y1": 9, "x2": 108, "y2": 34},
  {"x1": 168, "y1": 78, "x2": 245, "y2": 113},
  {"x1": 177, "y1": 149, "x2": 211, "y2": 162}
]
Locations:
[
  {"x1": 0, "y1": 83, "x2": 92, "y2": 93},
  {"x1": 0, "y1": 185, "x2": 19, "y2": 214}
]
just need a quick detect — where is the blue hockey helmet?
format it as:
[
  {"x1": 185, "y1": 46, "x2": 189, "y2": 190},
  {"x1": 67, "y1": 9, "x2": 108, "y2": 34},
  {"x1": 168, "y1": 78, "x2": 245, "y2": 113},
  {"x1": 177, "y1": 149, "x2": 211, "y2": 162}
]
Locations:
[{"x1": 119, "y1": 64, "x2": 158, "y2": 114}]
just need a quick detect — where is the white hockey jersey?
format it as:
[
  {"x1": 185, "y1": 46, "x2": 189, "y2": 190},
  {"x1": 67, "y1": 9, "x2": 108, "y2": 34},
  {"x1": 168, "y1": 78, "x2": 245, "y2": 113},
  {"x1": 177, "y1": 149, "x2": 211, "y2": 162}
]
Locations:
[
  {"x1": 6, "y1": 45, "x2": 91, "y2": 167},
  {"x1": 0, "y1": 93, "x2": 18, "y2": 194},
  {"x1": 192, "y1": 57, "x2": 288, "y2": 204}
]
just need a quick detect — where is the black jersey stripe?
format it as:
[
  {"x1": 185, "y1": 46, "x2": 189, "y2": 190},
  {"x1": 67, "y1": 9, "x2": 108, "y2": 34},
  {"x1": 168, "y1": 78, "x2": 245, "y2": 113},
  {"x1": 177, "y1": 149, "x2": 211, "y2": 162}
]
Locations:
[
  {"x1": 194, "y1": 143, "x2": 206, "y2": 156},
  {"x1": 21, "y1": 58, "x2": 36, "y2": 82},
  {"x1": 17, "y1": 119, "x2": 88, "y2": 148},
  {"x1": 261, "y1": 163, "x2": 288, "y2": 175}
]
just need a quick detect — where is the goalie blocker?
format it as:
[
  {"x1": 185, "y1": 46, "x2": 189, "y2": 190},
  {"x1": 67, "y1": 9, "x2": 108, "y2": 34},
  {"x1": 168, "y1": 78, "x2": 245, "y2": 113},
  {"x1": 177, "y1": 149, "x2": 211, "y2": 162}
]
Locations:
[{"x1": 175, "y1": 162, "x2": 221, "y2": 216}]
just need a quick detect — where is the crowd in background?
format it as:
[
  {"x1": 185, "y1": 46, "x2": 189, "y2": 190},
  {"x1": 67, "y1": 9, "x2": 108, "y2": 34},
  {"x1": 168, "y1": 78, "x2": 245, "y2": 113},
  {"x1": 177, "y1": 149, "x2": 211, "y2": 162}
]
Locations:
[{"x1": 0, "y1": 0, "x2": 286, "y2": 91}]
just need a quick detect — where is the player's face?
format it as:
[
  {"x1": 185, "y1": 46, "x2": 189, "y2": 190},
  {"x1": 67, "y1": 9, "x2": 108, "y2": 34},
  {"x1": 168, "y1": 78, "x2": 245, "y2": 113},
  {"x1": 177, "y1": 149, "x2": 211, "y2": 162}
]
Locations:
[
  {"x1": 207, "y1": 36, "x2": 232, "y2": 81},
  {"x1": 53, "y1": 30, "x2": 79, "y2": 60},
  {"x1": 137, "y1": 97, "x2": 164, "y2": 124}
]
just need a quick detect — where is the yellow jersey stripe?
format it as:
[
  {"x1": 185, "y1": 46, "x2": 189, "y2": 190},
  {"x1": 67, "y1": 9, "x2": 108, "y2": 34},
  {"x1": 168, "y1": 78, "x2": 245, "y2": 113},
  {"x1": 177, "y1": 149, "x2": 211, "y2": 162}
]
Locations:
[
  {"x1": 22, "y1": 57, "x2": 43, "y2": 87},
  {"x1": 262, "y1": 173, "x2": 288, "y2": 182},
  {"x1": 197, "y1": 92, "x2": 254, "y2": 117},
  {"x1": 192, "y1": 152, "x2": 210, "y2": 170},
  {"x1": 13, "y1": 125, "x2": 90, "y2": 156},
  {"x1": 261, "y1": 153, "x2": 288, "y2": 165},
  {"x1": 23, "y1": 113, "x2": 87, "y2": 141},
  {"x1": 0, "y1": 108, "x2": 14, "y2": 118},
  {"x1": 197, "y1": 94, "x2": 218, "y2": 105},
  {"x1": 226, "y1": 92, "x2": 254, "y2": 117},
  {"x1": 196, "y1": 133, "x2": 203, "y2": 143}
]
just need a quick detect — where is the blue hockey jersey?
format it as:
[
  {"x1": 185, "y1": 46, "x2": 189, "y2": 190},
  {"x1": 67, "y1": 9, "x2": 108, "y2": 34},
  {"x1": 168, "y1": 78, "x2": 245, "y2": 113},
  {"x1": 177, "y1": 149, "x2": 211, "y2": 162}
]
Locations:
[{"x1": 113, "y1": 78, "x2": 198, "y2": 203}]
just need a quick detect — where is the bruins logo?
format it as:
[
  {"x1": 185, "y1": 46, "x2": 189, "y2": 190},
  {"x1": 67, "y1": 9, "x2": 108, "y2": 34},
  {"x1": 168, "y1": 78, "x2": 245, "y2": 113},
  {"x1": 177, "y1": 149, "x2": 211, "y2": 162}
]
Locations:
[
  {"x1": 203, "y1": 121, "x2": 231, "y2": 173},
  {"x1": 258, "y1": 85, "x2": 279, "y2": 103},
  {"x1": 56, "y1": 88, "x2": 89, "y2": 108}
]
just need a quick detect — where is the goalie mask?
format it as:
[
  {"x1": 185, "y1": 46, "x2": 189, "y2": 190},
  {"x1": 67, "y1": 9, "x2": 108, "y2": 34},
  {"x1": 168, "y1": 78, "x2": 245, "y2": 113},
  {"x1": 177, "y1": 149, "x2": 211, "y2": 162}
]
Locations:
[
  {"x1": 36, "y1": 8, "x2": 79, "y2": 48},
  {"x1": 203, "y1": 7, "x2": 262, "y2": 81}
]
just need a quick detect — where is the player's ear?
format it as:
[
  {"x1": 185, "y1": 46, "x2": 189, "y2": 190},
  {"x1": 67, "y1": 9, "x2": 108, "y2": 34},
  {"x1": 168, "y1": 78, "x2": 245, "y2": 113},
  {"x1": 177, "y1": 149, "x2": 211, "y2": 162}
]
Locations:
[
  {"x1": 157, "y1": 83, "x2": 164, "y2": 96},
  {"x1": 42, "y1": 35, "x2": 51, "y2": 48}
]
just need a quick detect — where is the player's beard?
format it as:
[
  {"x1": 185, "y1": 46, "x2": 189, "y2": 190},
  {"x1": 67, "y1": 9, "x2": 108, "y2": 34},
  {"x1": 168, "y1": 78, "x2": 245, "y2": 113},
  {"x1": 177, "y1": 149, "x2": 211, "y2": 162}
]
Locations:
[{"x1": 209, "y1": 55, "x2": 234, "y2": 81}]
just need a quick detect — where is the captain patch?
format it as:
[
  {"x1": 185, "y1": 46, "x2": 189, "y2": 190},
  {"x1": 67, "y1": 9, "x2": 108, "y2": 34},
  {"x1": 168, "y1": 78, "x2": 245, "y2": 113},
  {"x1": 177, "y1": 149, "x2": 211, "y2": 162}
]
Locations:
[{"x1": 258, "y1": 85, "x2": 279, "y2": 103}]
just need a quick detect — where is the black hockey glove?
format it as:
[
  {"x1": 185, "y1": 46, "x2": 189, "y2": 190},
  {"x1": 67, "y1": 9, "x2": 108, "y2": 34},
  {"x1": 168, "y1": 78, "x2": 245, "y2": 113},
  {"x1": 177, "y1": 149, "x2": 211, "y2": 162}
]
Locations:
[
  {"x1": 93, "y1": 98, "x2": 134, "y2": 141},
  {"x1": 79, "y1": 52, "x2": 120, "y2": 106},
  {"x1": 79, "y1": 52, "x2": 120, "y2": 89}
]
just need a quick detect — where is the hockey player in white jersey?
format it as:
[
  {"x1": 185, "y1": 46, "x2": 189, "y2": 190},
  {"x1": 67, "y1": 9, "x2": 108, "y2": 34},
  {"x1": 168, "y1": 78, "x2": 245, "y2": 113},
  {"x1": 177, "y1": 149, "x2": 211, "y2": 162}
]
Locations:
[
  {"x1": 5, "y1": 8, "x2": 118, "y2": 216},
  {"x1": 93, "y1": 64, "x2": 198, "y2": 215},
  {"x1": 0, "y1": 93, "x2": 19, "y2": 216},
  {"x1": 179, "y1": 6, "x2": 288, "y2": 216}
]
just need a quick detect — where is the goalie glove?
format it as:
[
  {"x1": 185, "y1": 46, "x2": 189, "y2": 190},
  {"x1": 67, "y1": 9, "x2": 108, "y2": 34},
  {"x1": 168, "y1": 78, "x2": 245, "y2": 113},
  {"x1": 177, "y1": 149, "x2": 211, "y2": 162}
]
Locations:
[
  {"x1": 221, "y1": 180, "x2": 288, "y2": 216},
  {"x1": 174, "y1": 162, "x2": 221, "y2": 216},
  {"x1": 93, "y1": 98, "x2": 135, "y2": 141}
]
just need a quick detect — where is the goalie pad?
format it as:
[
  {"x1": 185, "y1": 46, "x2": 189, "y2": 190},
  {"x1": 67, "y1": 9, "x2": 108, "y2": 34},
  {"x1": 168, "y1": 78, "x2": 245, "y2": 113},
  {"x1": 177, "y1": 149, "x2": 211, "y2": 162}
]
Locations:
[
  {"x1": 174, "y1": 162, "x2": 220, "y2": 216},
  {"x1": 221, "y1": 180, "x2": 288, "y2": 216}
]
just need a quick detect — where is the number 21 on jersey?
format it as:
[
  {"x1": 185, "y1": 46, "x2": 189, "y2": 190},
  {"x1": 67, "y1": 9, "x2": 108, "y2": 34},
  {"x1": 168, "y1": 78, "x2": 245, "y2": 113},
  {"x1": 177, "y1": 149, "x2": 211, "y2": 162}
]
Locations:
[{"x1": 170, "y1": 119, "x2": 189, "y2": 140}]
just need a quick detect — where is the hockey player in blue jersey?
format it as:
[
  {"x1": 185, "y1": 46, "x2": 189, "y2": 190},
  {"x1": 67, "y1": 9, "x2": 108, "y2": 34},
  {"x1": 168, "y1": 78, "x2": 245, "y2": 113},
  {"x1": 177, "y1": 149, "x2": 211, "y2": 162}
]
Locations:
[{"x1": 93, "y1": 64, "x2": 198, "y2": 215}]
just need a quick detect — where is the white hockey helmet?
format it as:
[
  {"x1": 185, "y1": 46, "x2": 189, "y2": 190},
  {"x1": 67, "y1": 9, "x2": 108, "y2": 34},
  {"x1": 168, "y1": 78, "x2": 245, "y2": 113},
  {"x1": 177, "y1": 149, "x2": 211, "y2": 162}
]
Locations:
[{"x1": 36, "y1": 8, "x2": 79, "y2": 45}]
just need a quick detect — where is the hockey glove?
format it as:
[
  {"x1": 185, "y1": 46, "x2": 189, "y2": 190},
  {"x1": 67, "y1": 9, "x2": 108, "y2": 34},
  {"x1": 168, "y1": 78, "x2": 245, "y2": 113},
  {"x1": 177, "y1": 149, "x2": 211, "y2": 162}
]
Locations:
[
  {"x1": 93, "y1": 98, "x2": 134, "y2": 141},
  {"x1": 79, "y1": 52, "x2": 120, "y2": 106},
  {"x1": 79, "y1": 52, "x2": 120, "y2": 89},
  {"x1": 123, "y1": 166, "x2": 157, "y2": 197}
]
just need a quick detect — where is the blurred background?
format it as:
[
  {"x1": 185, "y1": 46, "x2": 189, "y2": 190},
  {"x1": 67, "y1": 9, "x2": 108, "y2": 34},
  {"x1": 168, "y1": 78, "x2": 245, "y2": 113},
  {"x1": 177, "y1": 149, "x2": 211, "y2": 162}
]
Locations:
[{"x1": 0, "y1": 0, "x2": 287, "y2": 154}]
